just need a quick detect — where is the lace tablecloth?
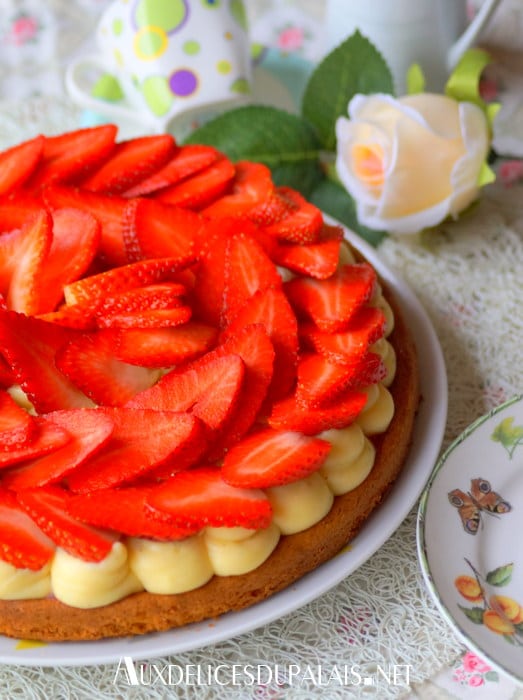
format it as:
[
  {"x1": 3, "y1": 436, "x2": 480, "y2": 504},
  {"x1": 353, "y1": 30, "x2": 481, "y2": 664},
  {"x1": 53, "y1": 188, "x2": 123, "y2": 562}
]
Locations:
[{"x1": 1, "y1": 2, "x2": 523, "y2": 698}]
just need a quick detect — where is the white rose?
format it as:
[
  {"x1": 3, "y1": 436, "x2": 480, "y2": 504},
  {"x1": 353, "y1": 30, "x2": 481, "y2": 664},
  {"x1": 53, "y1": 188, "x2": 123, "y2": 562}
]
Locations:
[{"x1": 335, "y1": 93, "x2": 490, "y2": 235}]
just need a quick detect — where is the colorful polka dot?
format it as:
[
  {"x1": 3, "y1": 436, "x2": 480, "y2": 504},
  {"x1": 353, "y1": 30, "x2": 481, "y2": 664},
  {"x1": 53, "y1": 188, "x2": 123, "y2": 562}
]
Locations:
[
  {"x1": 113, "y1": 48, "x2": 124, "y2": 68},
  {"x1": 112, "y1": 18, "x2": 124, "y2": 36},
  {"x1": 141, "y1": 75, "x2": 174, "y2": 115},
  {"x1": 183, "y1": 39, "x2": 200, "y2": 55},
  {"x1": 169, "y1": 68, "x2": 198, "y2": 97},
  {"x1": 217, "y1": 60, "x2": 232, "y2": 75},
  {"x1": 134, "y1": 26, "x2": 168, "y2": 60},
  {"x1": 230, "y1": 0, "x2": 248, "y2": 30},
  {"x1": 134, "y1": 0, "x2": 188, "y2": 34},
  {"x1": 200, "y1": 0, "x2": 222, "y2": 8}
]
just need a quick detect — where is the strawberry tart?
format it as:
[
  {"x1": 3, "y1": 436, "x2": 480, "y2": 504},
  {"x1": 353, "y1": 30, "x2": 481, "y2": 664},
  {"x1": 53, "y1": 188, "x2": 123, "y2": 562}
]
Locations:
[{"x1": 0, "y1": 126, "x2": 419, "y2": 641}]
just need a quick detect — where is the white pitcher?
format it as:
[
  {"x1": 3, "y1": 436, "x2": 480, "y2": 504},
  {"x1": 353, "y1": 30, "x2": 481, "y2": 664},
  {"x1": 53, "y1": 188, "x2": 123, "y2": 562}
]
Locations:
[{"x1": 324, "y1": 0, "x2": 502, "y2": 94}]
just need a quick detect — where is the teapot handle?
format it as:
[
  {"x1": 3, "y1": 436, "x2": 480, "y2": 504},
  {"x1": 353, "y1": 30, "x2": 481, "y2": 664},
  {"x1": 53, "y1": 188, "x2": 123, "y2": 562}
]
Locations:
[{"x1": 447, "y1": 0, "x2": 502, "y2": 70}]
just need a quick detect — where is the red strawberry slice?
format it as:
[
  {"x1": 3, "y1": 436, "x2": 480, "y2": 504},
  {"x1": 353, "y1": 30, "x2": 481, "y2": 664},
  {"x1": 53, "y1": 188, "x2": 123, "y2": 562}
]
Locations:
[
  {"x1": 80, "y1": 134, "x2": 176, "y2": 194},
  {"x1": 191, "y1": 217, "x2": 258, "y2": 327},
  {"x1": 0, "y1": 209, "x2": 52, "y2": 315},
  {"x1": 270, "y1": 224, "x2": 343, "y2": 280},
  {"x1": 202, "y1": 161, "x2": 275, "y2": 218},
  {"x1": 147, "y1": 466, "x2": 273, "y2": 529},
  {"x1": 0, "y1": 197, "x2": 45, "y2": 234},
  {"x1": 83, "y1": 281, "x2": 187, "y2": 316},
  {"x1": 262, "y1": 187, "x2": 323, "y2": 244},
  {"x1": 0, "y1": 487, "x2": 55, "y2": 570},
  {"x1": 0, "y1": 417, "x2": 71, "y2": 469},
  {"x1": 2, "y1": 409, "x2": 115, "y2": 490},
  {"x1": 114, "y1": 322, "x2": 218, "y2": 367},
  {"x1": 43, "y1": 185, "x2": 129, "y2": 266},
  {"x1": 223, "y1": 232, "x2": 282, "y2": 325},
  {"x1": 122, "y1": 197, "x2": 202, "y2": 262},
  {"x1": 300, "y1": 306, "x2": 386, "y2": 364},
  {"x1": 285, "y1": 263, "x2": 378, "y2": 332},
  {"x1": 96, "y1": 305, "x2": 192, "y2": 329},
  {"x1": 222, "y1": 427, "x2": 331, "y2": 488},
  {"x1": 126, "y1": 353, "x2": 245, "y2": 431},
  {"x1": 0, "y1": 390, "x2": 35, "y2": 450},
  {"x1": 66, "y1": 409, "x2": 204, "y2": 492},
  {"x1": 67, "y1": 486, "x2": 200, "y2": 540},
  {"x1": 63, "y1": 257, "x2": 193, "y2": 306},
  {"x1": 0, "y1": 310, "x2": 93, "y2": 412},
  {"x1": 32, "y1": 208, "x2": 101, "y2": 314},
  {"x1": 268, "y1": 389, "x2": 368, "y2": 435},
  {"x1": 37, "y1": 304, "x2": 98, "y2": 330},
  {"x1": 55, "y1": 330, "x2": 159, "y2": 406},
  {"x1": 224, "y1": 286, "x2": 298, "y2": 401},
  {"x1": 17, "y1": 486, "x2": 116, "y2": 562},
  {"x1": 124, "y1": 143, "x2": 220, "y2": 197},
  {"x1": 207, "y1": 324, "x2": 274, "y2": 455},
  {"x1": 155, "y1": 155, "x2": 235, "y2": 209},
  {"x1": 295, "y1": 352, "x2": 386, "y2": 408},
  {"x1": 0, "y1": 135, "x2": 44, "y2": 195},
  {"x1": 26, "y1": 125, "x2": 117, "y2": 191}
]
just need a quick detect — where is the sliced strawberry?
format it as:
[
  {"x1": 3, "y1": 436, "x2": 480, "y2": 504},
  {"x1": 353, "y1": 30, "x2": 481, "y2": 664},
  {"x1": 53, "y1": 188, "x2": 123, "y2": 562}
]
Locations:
[
  {"x1": 0, "y1": 390, "x2": 35, "y2": 450},
  {"x1": 202, "y1": 161, "x2": 275, "y2": 218},
  {"x1": 155, "y1": 155, "x2": 235, "y2": 209},
  {"x1": 0, "y1": 135, "x2": 44, "y2": 195},
  {"x1": 147, "y1": 466, "x2": 272, "y2": 529},
  {"x1": 55, "y1": 330, "x2": 159, "y2": 406},
  {"x1": 271, "y1": 224, "x2": 343, "y2": 279},
  {"x1": 2, "y1": 409, "x2": 114, "y2": 490},
  {"x1": 300, "y1": 306, "x2": 386, "y2": 364},
  {"x1": 32, "y1": 208, "x2": 101, "y2": 314},
  {"x1": 43, "y1": 185, "x2": 129, "y2": 266},
  {"x1": 0, "y1": 197, "x2": 45, "y2": 234},
  {"x1": 17, "y1": 486, "x2": 116, "y2": 562},
  {"x1": 262, "y1": 187, "x2": 323, "y2": 244},
  {"x1": 37, "y1": 304, "x2": 98, "y2": 330},
  {"x1": 124, "y1": 143, "x2": 220, "y2": 197},
  {"x1": 114, "y1": 322, "x2": 218, "y2": 367},
  {"x1": 0, "y1": 487, "x2": 55, "y2": 570},
  {"x1": 126, "y1": 353, "x2": 245, "y2": 431},
  {"x1": 285, "y1": 263, "x2": 378, "y2": 332},
  {"x1": 63, "y1": 257, "x2": 193, "y2": 306},
  {"x1": 295, "y1": 352, "x2": 386, "y2": 408},
  {"x1": 0, "y1": 310, "x2": 93, "y2": 412},
  {"x1": 80, "y1": 134, "x2": 176, "y2": 194},
  {"x1": 122, "y1": 197, "x2": 202, "y2": 262},
  {"x1": 247, "y1": 189, "x2": 293, "y2": 227},
  {"x1": 222, "y1": 232, "x2": 282, "y2": 325},
  {"x1": 0, "y1": 417, "x2": 71, "y2": 469},
  {"x1": 268, "y1": 388, "x2": 367, "y2": 435},
  {"x1": 66, "y1": 486, "x2": 200, "y2": 540},
  {"x1": 0, "y1": 209, "x2": 52, "y2": 314},
  {"x1": 224, "y1": 286, "x2": 298, "y2": 401},
  {"x1": 66, "y1": 409, "x2": 203, "y2": 492},
  {"x1": 26, "y1": 125, "x2": 117, "y2": 191},
  {"x1": 96, "y1": 305, "x2": 192, "y2": 329},
  {"x1": 222, "y1": 427, "x2": 331, "y2": 488},
  {"x1": 208, "y1": 324, "x2": 274, "y2": 454}
]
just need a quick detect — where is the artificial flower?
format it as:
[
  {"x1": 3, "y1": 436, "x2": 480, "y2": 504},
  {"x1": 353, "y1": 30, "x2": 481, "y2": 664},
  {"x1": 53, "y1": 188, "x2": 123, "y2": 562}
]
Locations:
[{"x1": 335, "y1": 92, "x2": 490, "y2": 235}]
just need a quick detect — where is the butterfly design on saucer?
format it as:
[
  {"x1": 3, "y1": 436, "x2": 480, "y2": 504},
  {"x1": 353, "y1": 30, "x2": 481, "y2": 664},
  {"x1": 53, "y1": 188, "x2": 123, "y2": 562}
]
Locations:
[{"x1": 448, "y1": 478, "x2": 511, "y2": 535}]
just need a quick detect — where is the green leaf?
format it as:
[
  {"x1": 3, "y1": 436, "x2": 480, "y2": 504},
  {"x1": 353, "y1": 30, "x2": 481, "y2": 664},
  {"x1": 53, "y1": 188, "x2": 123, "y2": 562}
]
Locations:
[
  {"x1": 484, "y1": 671, "x2": 499, "y2": 682},
  {"x1": 486, "y1": 563, "x2": 513, "y2": 587},
  {"x1": 491, "y1": 418, "x2": 523, "y2": 448},
  {"x1": 458, "y1": 605, "x2": 485, "y2": 624},
  {"x1": 406, "y1": 64, "x2": 425, "y2": 95},
  {"x1": 310, "y1": 179, "x2": 386, "y2": 247},
  {"x1": 184, "y1": 105, "x2": 323, "y2": 197},
  {"x1": 301, "y1": 31, "x2": 394, "y2": 152}
]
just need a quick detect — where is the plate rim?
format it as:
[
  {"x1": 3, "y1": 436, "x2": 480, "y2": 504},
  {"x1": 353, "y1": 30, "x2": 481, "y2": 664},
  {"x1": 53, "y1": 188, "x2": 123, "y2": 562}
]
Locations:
[
  {"x1": 417, "y1": 392, "x2": 523, "y2": 686},
  {"x1": 0, "y1": 224, "x2": 448, "y2": 667}
]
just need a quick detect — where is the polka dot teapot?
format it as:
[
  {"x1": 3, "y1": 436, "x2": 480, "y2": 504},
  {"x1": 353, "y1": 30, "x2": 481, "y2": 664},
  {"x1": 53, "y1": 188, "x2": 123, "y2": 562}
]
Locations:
[{"x1": 66, "y1": 0, "x2": 251, "y2": 132}]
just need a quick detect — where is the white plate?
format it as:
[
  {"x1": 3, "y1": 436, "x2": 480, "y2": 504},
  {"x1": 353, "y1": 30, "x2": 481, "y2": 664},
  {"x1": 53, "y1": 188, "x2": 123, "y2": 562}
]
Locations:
[
  {"x1": 0, "y1": 227, "x2": 447, "y2": 666},
  {"x1": 418, "y1": 394, "x2": 523, "y2": 685}
]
